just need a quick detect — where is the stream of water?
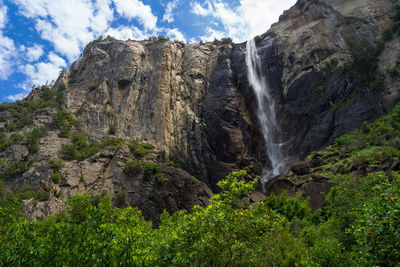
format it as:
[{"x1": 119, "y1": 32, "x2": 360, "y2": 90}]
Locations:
[{"x1": 245, "y1": 38, "x2": 287, "y2": 184}]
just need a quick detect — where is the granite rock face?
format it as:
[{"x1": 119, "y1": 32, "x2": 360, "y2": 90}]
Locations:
[{"x1": 233, "y1": 0, "x2": 397, "y2": 161}]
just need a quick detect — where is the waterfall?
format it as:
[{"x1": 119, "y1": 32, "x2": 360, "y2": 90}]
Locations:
[{"x1": 245, "y1": 38, "x2": 287, "y2": 184}]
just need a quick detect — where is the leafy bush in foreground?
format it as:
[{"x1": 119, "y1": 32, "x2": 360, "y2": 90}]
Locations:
[{"x1": 0, "y1": 167, "x2": 398, "y2": 266}]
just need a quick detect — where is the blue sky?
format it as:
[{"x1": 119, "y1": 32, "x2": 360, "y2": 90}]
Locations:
[{"x1": 0, "y1": 0, "x2": 296, "y2": 102}]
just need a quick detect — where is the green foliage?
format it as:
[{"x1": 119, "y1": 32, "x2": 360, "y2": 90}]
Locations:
[
  {"x1": 123, "y1": 161, "x2": 160, "y2": 179},
  {"x1": 57, "y1": 83, "x2": 66, "y2": 90},
  {"x1": 265, "y1": 191, "x2": 312, "y2": 221},
  {"x1": 68, "y1": 77, "x2": 76, "y2": 84},
  {"x1": 88, "y1": 83, "x2": 100, "y2": 91},
  {"x1": 0, "y1": 160, "x2": 33, "y2": 180},
  {"x1": 0, "y1": 100, "x2": 42, "y2": 131},
  {"x1": 316, "y1": 103, "x2": 400, "y2": 172},
  {"x1": 157, "y1": 150, "x2": 167, "y2": 162},
  {"x1": 350, "y1": 172, "x2": 400, "y2": 266},
  {"x1": 108, "y1": 124, "x2": 116, "y2": 135},
  {"x1": 389, "y1": 66, "x2": 400, "y2": 77},
  {"x1": 55, "y1": 109, "x2": 80, "y2": 138},
  {"x1": 12, "y1": 185, "x2": 49, "y2": 202},
  {"x1": 60, "y1": 133, "x2": 126, "y2": 161},
  {"x1": 114, "y1": 190, "x2": 127, "y2": 206},
  {"x1": 60, "y1": 132, "x2": 102, "y2": 161},
  {"x1": 51, "y1": 172, "x2": 61, "y2": 184},
  {"x1": 48, "y1": 158, "x2": 64, "y2": 171},
  {"x1": 100, "y1": 136, "x2": 125, "y2": 148},
  {"x1": 0, "y1": 132, "x2": 9, "y2": 152},
  {"x1": 128, "y1": 141, "x2": 155, "y2": 159},
  {"x1": 26, "y1": 126, "x2": 48, "y2": 154},
  {"x1": 343, "y1": 40, "x2": 385, "y2": 91},
  {"x1": 1, "y1": 168, "x2": 398, "y2": 265}
]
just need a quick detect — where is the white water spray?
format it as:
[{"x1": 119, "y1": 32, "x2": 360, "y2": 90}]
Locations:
[{"x1": 245, "y1": 38, "x2": 287, "y2": 184}]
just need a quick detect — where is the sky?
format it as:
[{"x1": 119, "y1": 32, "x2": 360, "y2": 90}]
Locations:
[{"x1": 0, "y1": 0, "x2": 296, "y2": 102}]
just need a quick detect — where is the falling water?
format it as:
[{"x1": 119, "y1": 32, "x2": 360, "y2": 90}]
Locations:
[{"x1": 245, "y1": 38, "x2": 287, "y2": 184}]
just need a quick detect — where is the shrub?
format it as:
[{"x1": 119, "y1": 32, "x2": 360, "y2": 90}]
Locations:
[
  {"x1": 58, "y1": 83, "x2": 66, "y2": 90},
  {"x1": 88, "y1": 83, "x2": 100, "y2": 91},
  {"x1": 157, "y1": 150, "x2": 166, "y2": 162},
  {"x1": 60, "y1": 132, "x2": 102, "y2": 161},
  {"x1": 123, "y1": 161, "x2": 160, "y2": 179},
  {"x1": 0, "y1": 160, "x2": 33, "y2": 179},
  {"x1": 389, "y1": 66, "x2": 400, "y2": 77},
  {"x1": 108, "y1": 124, "x2": 116, "y2": 135},
  {"x1": 26, "y1": 127, "x2": 48, "y2": 154},
  {"x1": 51, "y1": 172, "x2": 61, "y2": 184},
  {"x1": 56, "y1": 110, "x2": 79, "y2": 138},
  {"x1": 48, "y1": 158, "x2": 64, "y2": 171},
  {"x1": 129, "y1": 141, "x2": 155, "y2": 159},
  {"x1": 115, "y1": 190, "x2": 127, "y2": 206},
  {"x1": 101, "y1": 136, "x2": 125, "y2": 148}
]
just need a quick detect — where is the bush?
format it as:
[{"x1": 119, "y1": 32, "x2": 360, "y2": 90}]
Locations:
[
  {"x1": 27, "y1": 127, "x2": 48, "y2": 154},
  {"x1": 389, "y1": 66, "x2": 400, "y2": 77},
  {"x1": 88, "y1": 83, "x2": 100, "y2": 91},
  {"x1": 0, "y1": 160, "x2": 33, "y2": 179},
  {"x1": 123, "y1": 161, "x2": 160, "y2": 179},
  {"x1": 129, "y1": 141, "x2": 154, "y2": 159},
  {"x1": 157, "y1": 150, "x2": 166, "y2": 162},
  {"x1": 51, "y1": 172, "x2": 61, "y2": 184},
  {"x1": 48, "y1": 158, "x2": 64, "y2": 171},
  {"x1": 114, "y1": 190, "x2": 127, "y2": 206},
  {"x1": 60, "y1": 132, "x2": 102, "y2": 161},
  {"x1": 101, "y1": 136, "x2": 125, "y2": 148},
  {"x1": 58, "y1": 83, "x2": 67, "y2": 90},
  {"x1": 108, "y1": 124, "x2": 116, "y2": 135}
]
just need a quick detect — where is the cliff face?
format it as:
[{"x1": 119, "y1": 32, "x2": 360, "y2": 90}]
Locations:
[
  {"x1": 233, "y1": 0, "x2": 397, "y2": 160},
  {"x1": 1, "y1": 0, "x2": 399, "y2": 220},
  {"x1": 57, "y1": 37, "x2": 261, "y2": 190}
]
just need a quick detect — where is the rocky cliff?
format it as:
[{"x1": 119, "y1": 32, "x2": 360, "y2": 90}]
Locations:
[{"x1": 1, "y1": 0, "x2": 399, "y2": 220}]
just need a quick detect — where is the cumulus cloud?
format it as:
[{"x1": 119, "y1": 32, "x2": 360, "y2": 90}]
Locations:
[
  {"x1": 7, "y1": 52, "x2": 66, "y2": 101},
  {"x1": 0, "y1": 2, "x2": 7, "y2": 28},
  {"x1": 191, "y1": 0, "x2": 296, "y2": 42},
  {"x1": 0, "y1": 3, "x2": 19, "y2": 80},
  {"x1": 165, "y1": 28, "x2": 186, "y2": 42},
  {"x1": 12, "y1": 0, "x2": 118, "y2": 61},
  {"x1": 105, "y1": 26, "x2": 150, "y2": 40},
  {"x1": 26, "y1": 44, "x2": 44, "y2": 62},
  {"x1": 113, "y1": 0, "x2": 157, "y2": 30},
  {"x1": 19, "y1": 52, "x2": 66, "y2": 87},
  {"x1": 162, "y1": 0, "x2": 180, "y2": 23}
]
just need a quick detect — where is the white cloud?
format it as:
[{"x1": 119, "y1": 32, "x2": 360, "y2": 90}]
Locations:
[
  {"x1": 19, "y1": 52, "x2": 66, "y2": 88},
  {"x1": 0, "y1": 3, "x2": 7, "y2": 29},
  {"x1": 105, "y1": 26, "x2": 149, "y2": 40},
  {"x1": 162, "y1": 0, "x2": 180, "y2": 23},
  {"x1": 11, "y1": 0, "x2": 160, "y2": 62},
  {"x1": 6, "y1": 52, "x2": 66, "y2": 101},
  {"x1": 199, "y1": 27, "x2": 225, "y2": 42},
  {"x1": 26, "y1": 44, "x2": 44, "y2": 62},
  {"x1": 6, "y1": 92, "x2": 28, "y2": 101},
  {"x1": 191, "y1": 0, "x2": 213, "y2": 16},
  {"x1": 113, "y1": 0, "x2": 157, "y2": 30},
  {"x1": 191, "y1": 0, "x2": 296, "y2": 42},
  {"x1": 12, "y1": 0, "x2": 115, "y2": 61},
  {"x1": 165, "y1": 28, "x2": 186, "y2": 42},
  {"x1": 0, "y1": 3, "x2": 19, "y2": 80}
]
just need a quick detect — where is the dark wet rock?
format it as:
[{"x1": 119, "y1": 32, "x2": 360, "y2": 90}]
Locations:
[{"x1": 290, "y1": 161, "x2": 311, "y2": 175}]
